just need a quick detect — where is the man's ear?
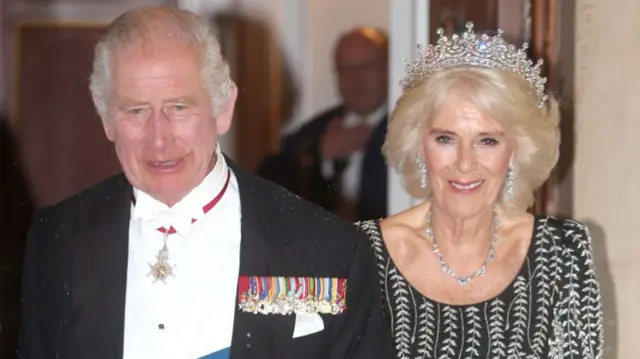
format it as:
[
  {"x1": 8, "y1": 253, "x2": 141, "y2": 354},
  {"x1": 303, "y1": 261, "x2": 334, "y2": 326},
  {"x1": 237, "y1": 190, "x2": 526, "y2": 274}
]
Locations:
[
  {"x1": 215, "y1": 84, "x2": 238, "y2": 135},
  {"x1": 102, "y1": 119, "x2": 116, "y2": 142},
  {"x1": 94, "y1": 96, "x2": 116, "y2": 142}
]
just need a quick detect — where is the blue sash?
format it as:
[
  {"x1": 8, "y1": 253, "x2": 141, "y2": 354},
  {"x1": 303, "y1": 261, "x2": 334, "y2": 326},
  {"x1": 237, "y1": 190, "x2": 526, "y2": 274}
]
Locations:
[{"x1": 198, "y1": 347, "x2": 230, "y2": 359}]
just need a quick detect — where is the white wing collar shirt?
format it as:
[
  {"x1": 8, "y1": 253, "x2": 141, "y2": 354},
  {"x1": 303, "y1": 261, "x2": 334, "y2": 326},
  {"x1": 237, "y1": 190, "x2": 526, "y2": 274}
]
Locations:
[{"x1": 124, "y1": 144, "x2": 242, "y2": 359}]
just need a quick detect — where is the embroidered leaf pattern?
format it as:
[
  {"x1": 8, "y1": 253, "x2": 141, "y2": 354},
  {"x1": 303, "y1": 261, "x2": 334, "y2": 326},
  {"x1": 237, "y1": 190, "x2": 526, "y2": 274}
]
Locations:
[
  {"x1": 553, "y1": 220, "x2": 604, "y2": 359},
  {"x1": 354, "y1": 217, "x2": 603, "y2": 359},
  {"x1": 438, "y1": 305, "x2": 458, "y2": 359},
  {"x1": 464, "y1": 306, "x2": 482, "y2": 358},
  {"x1": 531, "y1": 219, "x2": 555, "y2": 354},
  {"x1": 488, "y1": 298, "x2": 507, "y2": 358},
  {"x1": 507, "y1": 276, "x2": 529, "y2": 358},
  {"x1": 415, "y1": 299, "x2": 436, "y2": 358},
  {"x1": 390, "y1": 266, "x2": 412, "y2": 358}
]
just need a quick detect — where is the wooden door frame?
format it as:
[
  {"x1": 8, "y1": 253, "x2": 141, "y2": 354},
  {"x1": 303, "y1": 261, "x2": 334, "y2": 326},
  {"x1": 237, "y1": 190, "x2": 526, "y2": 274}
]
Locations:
[
  {"x1": 220, "y1": 12, "x2": 288, "y2": 171},
  {"x1": 530, "y1": 0, "x2": 574, "y2": 217}
]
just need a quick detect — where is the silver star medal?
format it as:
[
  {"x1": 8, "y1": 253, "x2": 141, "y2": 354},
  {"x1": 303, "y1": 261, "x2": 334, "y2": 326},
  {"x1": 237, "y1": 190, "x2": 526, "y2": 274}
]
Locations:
[{"x1": 147, "y1": 243, "x2": 176, "y2": 284}]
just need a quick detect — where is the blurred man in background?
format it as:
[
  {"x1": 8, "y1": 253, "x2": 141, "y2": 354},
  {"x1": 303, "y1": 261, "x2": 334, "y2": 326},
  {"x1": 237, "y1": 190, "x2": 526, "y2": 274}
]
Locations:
[{"x1": 260, "y1": 27, "x2": 389, "y2": 222}]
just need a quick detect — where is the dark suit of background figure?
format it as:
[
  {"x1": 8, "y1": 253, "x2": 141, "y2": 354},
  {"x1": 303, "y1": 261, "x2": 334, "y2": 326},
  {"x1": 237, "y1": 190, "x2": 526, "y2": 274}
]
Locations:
[
  {"x1": 277, "y1": 105, "x2": 388, "y2": 221},
  {"x1": 0, "y1": 118, "x2": 34, "y2": 359},
  {"x1": 257, "y1": 26, "x2": 389, "y2": 222}
]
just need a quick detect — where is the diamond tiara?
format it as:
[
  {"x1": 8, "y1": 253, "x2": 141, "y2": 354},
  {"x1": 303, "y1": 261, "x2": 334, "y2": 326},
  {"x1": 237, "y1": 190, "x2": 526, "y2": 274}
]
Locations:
[{"x1": 400, "y1": 22, "x2": 548, "y2": 108}]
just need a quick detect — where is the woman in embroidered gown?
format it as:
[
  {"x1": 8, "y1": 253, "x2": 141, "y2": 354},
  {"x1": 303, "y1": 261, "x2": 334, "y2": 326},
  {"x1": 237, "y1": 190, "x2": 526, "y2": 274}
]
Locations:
[{"x1": 357, "y1": 23, "x2": 604, "y2": 359}]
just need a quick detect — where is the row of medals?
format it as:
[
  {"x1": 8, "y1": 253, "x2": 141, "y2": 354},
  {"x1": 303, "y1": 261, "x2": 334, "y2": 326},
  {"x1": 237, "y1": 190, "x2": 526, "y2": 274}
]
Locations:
[{"x1": 239, "y1": 294, "x2": 344, "y2": 316}]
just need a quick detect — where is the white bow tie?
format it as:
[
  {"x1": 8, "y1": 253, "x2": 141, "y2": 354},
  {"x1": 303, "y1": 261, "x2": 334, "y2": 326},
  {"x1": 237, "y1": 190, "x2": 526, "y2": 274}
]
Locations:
[
  {"x1": 145, "y1": 210, "x2": 194, "y2": 236},
  {"x1": 133, "y1": 196, "x2": 196, "y2": 236}
]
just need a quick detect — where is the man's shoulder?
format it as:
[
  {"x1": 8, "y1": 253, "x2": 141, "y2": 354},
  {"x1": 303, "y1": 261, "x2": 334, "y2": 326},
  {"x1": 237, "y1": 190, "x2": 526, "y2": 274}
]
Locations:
[
  {"x1": 38, "y1": 173, "x2": 128, "y2": 222},
  {"x1": 280, "y1": 105, "x2": 345, "y2": 155},
  {"x1": 281, "y1": 187, "x2": 363, "y2": 241},
  {"x1": 238, "y1": 166, "x2": 364, "y2": 246},
  {"x1": 289, "y1": 105, "x2": 345, "y2": 137},
  {"x1": 251, "y1": 175, "x2": 369, "y2": 271},
  {"x1": 309, "y1": 105, "x2": 345, "y2": 123}
]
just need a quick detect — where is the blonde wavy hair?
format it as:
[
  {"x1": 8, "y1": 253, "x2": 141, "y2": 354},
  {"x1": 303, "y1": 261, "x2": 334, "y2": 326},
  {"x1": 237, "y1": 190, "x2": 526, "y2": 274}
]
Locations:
[{"x1": 383, "y1": 66, "x2": 561, "y2": 210}]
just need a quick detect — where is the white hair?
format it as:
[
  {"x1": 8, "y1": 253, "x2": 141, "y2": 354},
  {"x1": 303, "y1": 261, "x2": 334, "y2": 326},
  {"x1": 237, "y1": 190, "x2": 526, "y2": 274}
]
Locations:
[{"x1": 89, "y1": 6, "x2": 234, "y2": 121}]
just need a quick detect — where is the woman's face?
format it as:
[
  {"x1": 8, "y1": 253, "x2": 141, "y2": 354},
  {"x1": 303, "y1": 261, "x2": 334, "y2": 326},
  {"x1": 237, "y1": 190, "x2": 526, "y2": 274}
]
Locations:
[{"x1": 422, "y1": 96, "x2": 514, "y2": 219}]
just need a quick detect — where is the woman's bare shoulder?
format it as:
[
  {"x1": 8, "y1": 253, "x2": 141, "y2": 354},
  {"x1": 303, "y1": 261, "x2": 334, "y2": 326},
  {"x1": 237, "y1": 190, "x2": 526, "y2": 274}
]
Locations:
[
  {"x1": 380, "y1": 210, "x2": 420, "y2": 237},
  {"x1": 379, "y1": 207, "x2": 429, "y2": 260},
  {"x1": 500, "y1": 210, "x2": 536, "y2": 241}
]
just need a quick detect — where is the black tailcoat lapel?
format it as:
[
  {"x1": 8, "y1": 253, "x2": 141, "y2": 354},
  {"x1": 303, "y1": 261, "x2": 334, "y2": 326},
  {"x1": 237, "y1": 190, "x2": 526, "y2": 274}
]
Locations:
[
  {"x1": 70, "y1": 175, "x2": 131, "y2": 358},
  {"x1": 228, "y1": 161, "x2": 295, "y2": 358}
]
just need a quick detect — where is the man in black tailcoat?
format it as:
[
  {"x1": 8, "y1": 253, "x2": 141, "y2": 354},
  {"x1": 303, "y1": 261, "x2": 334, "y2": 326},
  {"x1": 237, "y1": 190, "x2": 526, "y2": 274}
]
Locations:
[{"x1": 19, "y1": 7, "x2": 391, "y2": 359}]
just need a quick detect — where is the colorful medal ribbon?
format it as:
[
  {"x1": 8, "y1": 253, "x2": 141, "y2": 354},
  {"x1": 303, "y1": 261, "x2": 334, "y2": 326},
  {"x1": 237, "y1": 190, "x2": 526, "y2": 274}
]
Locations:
[{"x1": 237, "y1": 276, "x2": 347, "y2": 315}]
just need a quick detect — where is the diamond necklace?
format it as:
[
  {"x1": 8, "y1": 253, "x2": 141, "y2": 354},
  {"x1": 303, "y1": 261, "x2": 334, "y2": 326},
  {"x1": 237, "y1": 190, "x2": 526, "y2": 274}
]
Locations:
[{"x1": 425, "y1": 206, "x2": 500, "y2": 286}]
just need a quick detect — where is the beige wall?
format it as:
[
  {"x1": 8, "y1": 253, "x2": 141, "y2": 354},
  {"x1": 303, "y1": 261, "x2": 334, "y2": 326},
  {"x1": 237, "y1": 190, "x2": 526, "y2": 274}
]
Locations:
[{"x1": 574, "y1": 0, "x2": 640, "y2": 357}]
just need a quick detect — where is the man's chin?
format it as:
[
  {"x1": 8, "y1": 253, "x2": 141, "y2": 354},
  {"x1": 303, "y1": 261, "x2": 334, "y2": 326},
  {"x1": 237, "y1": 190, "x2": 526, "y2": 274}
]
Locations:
[
  {"x1": 135, "y1": 173, "x2": 195, "y2": 205},
  {"x1": 147, "y1": 186, "x2": 190, "y2": 207}
]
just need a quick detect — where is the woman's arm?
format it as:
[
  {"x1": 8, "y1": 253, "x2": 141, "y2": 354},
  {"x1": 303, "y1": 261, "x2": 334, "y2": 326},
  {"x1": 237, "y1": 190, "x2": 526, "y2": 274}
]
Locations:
[{"x1": 551, "y1": 220, "x2": 604, "y2": 359}]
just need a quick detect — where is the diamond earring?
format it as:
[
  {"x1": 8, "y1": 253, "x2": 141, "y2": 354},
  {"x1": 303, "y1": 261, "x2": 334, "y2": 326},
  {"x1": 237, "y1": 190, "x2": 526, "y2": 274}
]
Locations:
[
  {"x1": 417, "y1": 155, "x2": 428, "y2": 188},
  {"x1": 506, "y1": 165, "x2": 517, "y2": 199}
]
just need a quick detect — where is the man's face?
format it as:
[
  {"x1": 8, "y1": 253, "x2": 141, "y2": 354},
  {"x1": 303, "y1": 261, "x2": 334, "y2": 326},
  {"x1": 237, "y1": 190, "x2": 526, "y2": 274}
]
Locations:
[
  {"x1": 335, "y1": 36, "x2": 388, "y2": 116},
  {"x1": 101, "y1": 38, "x2": 235, "y2": 206}
]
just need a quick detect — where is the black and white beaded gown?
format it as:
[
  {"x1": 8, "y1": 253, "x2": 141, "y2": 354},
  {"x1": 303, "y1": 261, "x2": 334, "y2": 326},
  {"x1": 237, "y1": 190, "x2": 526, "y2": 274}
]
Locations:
[{"x1": 357, "y1": 216, "x2": 603, "y2": 359}]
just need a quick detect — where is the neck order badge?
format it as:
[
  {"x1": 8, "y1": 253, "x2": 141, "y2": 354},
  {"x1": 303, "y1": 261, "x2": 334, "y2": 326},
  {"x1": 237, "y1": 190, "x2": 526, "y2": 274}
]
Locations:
[{"x1": 147, "y1": 169, "x2": 231, "y2": 283}]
